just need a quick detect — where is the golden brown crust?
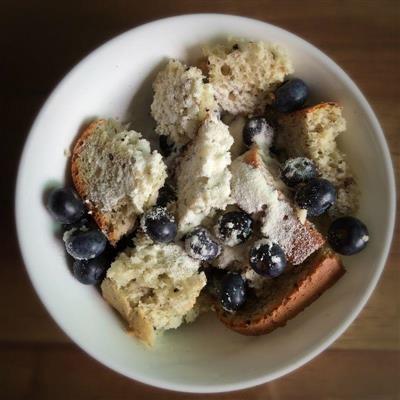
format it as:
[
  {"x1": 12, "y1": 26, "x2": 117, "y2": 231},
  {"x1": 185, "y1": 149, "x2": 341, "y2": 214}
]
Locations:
[
  {"x1": 279, "y1": 102, "x2": 341, "y2": 120},
  {"x1": 217, "y1": 253, "x2": 345, "y2": 335},
  {"x1": 243, "y1": 146, "x2": 261, "y2": 168},
  {"x1": 71, "y1": 119, "x2": 122, "y2": 245}
]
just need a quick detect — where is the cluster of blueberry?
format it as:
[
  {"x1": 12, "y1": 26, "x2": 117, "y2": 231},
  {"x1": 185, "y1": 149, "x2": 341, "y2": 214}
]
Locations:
[
  {"x1": 188, "y1": 212, "x2": 291, "y2": 313},
  {"x1": 281, "y1": 157, "x2": 369, "y2": 256},
  {"x1": 47, "y1": 187, "x2": 110, "y2": 285},
  {"x1": 185, "y1": 212, "x2": 252, "y2": 313},
  {"x1": 203, "y1": 78, "x2": 369, "y2": 313},
  {"x1": 46, "y1": 184, "x2": 178, "y2": 286},
  {"x1": 244, "y1": 78, "x2": 369, "y2": 257},
  {"x1": 275, "y1": 80, "x2": 369, "y2": 257},
  {"x1": 139, "y1": 195, "x2": 268, "y2": 316}
]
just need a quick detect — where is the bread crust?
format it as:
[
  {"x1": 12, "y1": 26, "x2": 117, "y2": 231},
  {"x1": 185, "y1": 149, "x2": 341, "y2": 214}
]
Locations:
[
  {"x1": 216, "y1": 252, "x2": 345, "y2": 335},
  {"x1": 285, "y1": 102, "x2": 340, "y2": 117},
  {"x1": 71, "y1": 119, "x2": 133, "y2": 245}
]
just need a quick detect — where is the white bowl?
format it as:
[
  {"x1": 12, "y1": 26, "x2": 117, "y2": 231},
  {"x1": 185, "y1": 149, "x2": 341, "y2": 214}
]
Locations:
[{"x1": 15, "y1": 14, "x2": 395, "y2": 393}]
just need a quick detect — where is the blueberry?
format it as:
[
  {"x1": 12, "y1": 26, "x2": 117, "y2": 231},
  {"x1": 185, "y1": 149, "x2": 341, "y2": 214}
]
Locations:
[
  {"x1": 215, "y1": 211, "x2": 253, "y2": 246},
  {"x1": 141, "y1": 206, "x2": 176, "y2": 243},
  {"x1": 243, "y1": 117, "x2": 274, "y2": 148},
  {"x1": 281, "y1": 157, "x2": 317, "y2": 187},
  {"x1": 295, "y1": 178, "x2": 336, "y2": 217},
  {"x1": 220, "y1": 272, "x2": 247, "y2": 313},
  {"x1": 184, "y1": 227, "x2": 221, "y2": 261},
  {"x1": 72, "y1": 254, "x2": 111, "y2": 284},
  {"x1": 156, "y1": 183, "x2": 177, "y2": 207},
  {"x1": 47, "y1": 187, "x2": 85, "y2": 224},
  {"x1": 328, "y1": 216, "x2": 369, "y2": 255},
  {"x1": 159, "y1": 135, "x2": 176, "y2": 157},
  {"x1": 64, "y1": 229, "x2": 107, "y2": 260},
  {"x1": 273, "y1": 79, "x2": 309, "y2": 113},
  {"x1": 249, "y1": 240, "x2": 287, "y2": 278}
]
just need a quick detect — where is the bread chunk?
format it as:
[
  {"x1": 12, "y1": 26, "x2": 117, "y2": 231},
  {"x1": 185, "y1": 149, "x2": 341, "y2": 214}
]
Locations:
[
  {"x1": 151, "y1": 59, "x2": 218, "y2": 146},
  {"x1": 71, "y1": 119, "x2": 167, "y2": 244},
  {"x1": 230, "y1": 147, "x2": 325, "y2": 264},
  {"x1": 203, "y1": 39, "x2": 293, "y2": 115},
  {"x1": 217, "y1": 249, "x2": 345, "y2": 335},
  {"x1": 277, "y1": 102, "x2": 359, "y2": 217},
  {"x1": 176, "y1": 113, "x2": 233, "y2": 234},
  {"x1": 101, "y1": 235, "x2": 206, "y2": 346}
]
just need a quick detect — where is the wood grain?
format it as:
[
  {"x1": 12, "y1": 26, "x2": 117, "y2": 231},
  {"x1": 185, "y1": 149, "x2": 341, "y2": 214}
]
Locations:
[
  {"x1": 1, "y1": 0, "x2": 399, "y2": 398},
  {"x1": 1, "y1": 345, "x2": 399, "y2": 400}
]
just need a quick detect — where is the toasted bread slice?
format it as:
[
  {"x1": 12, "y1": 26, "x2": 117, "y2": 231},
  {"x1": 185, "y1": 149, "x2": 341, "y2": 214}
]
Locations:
[
  {"x1": 230, "y1": 147, "x2": 325, "y2": 265},
  {"x1": 277, "y1": 102, "x2": 359, "y2": 217},
  {"x1": 71, "y1": 119, "x2": 167, "y2": 245},
  {"x1": 216, "y1": 249, "x2": 345, "y2": 335}
]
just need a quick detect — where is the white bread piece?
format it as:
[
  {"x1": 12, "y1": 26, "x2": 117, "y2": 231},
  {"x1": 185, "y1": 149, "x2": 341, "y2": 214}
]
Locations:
[
  {"x1": 230, "y1": 147, "x2": 325, "y2": 265},
  {"x1": 101, "y1": 235, "x2": 206, "y2": 346},
  {"x1": 176, "y1": 113, "x2": 233, "y2": 234},
  {"x1": 151, "y1": 59, "x2": 218, "y2": 146},
  {"x1": 203, "y1": 39, "x2": 293, "y2": 115},
  {"x1": 277, "y1": 102, "x2": 359, "y2": 217},
  {"x1": 71, "y1": 119, "x2": 167, "y2": 245},
  {"x1": 230, "y1": 146, "x2": 286, "y2": 215}
]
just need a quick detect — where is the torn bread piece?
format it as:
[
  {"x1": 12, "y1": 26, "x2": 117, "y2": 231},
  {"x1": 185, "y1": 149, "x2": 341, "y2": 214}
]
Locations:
[
  {"x1": 101, "y1": 235, "x2": 206, "y2": 346},
  {"x1": 277, "y1": 102, "x2": 359, "y2": 217},
  {"x1": 230, "y1": 147, "x2": 325, "y2": 265},
  {"x1": 216, "y1": 249, "x2": 345, "y2": 335},
  {"x1": 71, "y1": 119, "x2": 167, "y2": 245},
  {"x1": 203, "y1": 38, "x2": 293, "y2": 115},
  {"x1": 176, "y1": 113, "x2": 233, "y2": 234},
  {"x1": 151, "y1": 59, "x2": 218, "y2": 146}
]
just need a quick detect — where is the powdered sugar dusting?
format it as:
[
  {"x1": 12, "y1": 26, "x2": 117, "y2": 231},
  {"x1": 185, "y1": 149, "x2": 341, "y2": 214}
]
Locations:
[
  {"x1": 185, "y1": 228, "x2": 221, "y2": 261},
  {"x1": 232, "y1": 148, "x2": 323, "y2": 265},
  {"x1": 261, "y1": 200, "x2": 323, "y2": 265},
  {"x1": 140, "y1": 206, "x2": 174, "y2": 233},
  {"x1": 246, "y1": 118, "x2": 274, "y2": 150},
  {"x1": 214, "y1": 212, "x2": 253, "y2": 247}
]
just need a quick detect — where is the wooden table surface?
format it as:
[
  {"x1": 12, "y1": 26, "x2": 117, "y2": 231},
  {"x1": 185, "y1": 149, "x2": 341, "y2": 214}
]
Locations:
[{"x1": 1, "y1": 1, "x2": 399, "y2": 399}]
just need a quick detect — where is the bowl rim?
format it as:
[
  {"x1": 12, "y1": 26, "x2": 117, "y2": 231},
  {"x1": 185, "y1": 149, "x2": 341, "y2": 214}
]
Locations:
[{"x1": 15, "y1": 13, "x2": 396, "y2": 393}]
